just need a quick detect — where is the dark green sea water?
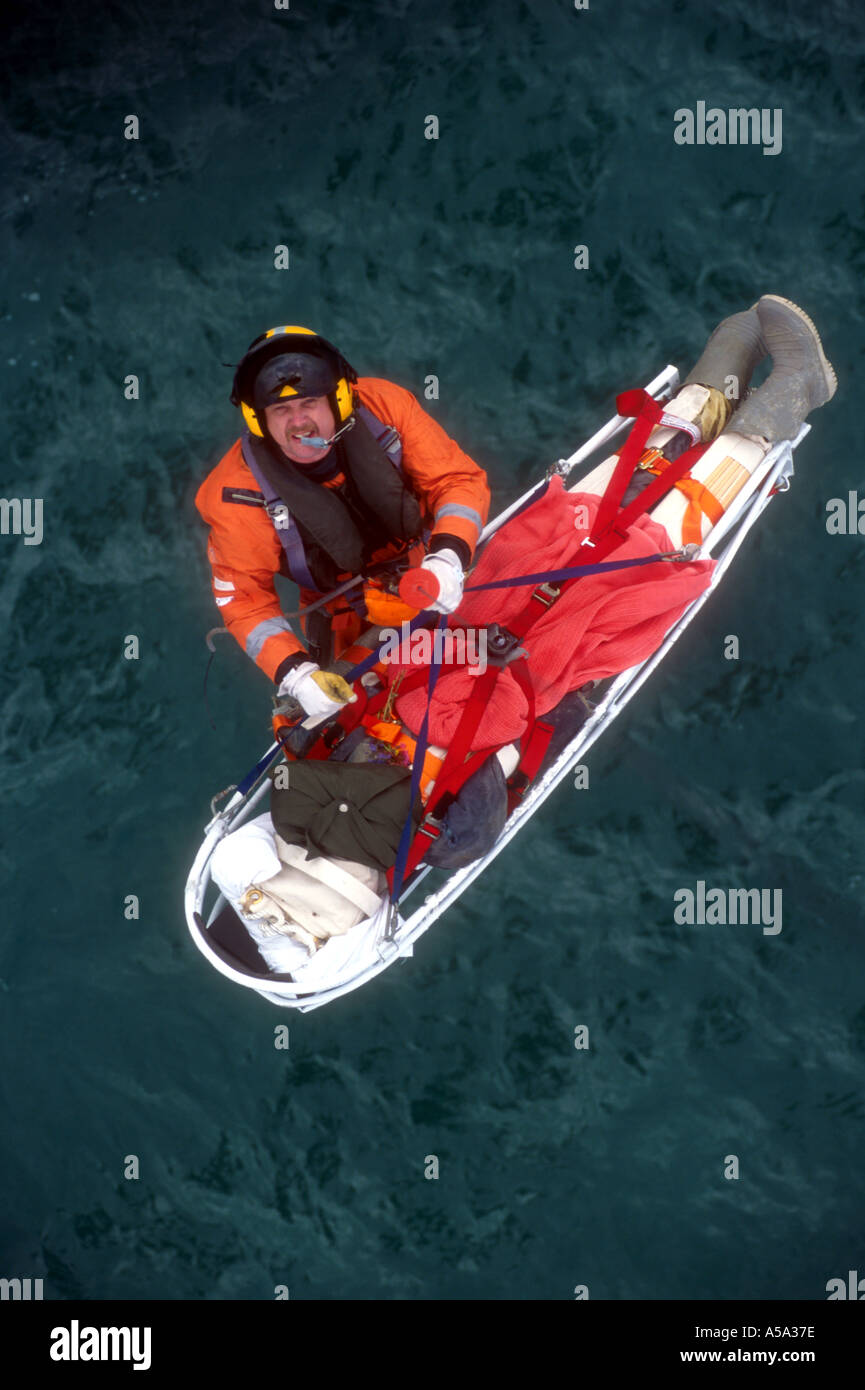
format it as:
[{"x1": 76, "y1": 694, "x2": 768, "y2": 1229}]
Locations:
[{"x1": 1, "y1": 0, "x2": 863, "y2": 1301}]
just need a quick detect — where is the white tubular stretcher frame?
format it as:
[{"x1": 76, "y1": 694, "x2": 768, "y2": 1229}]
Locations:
[{"x1": 184, "y1": 365, "x2": 806, "y2": 1010}]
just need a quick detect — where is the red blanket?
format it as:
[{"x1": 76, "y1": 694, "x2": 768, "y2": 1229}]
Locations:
[{"x1": 392, "y1": 476, "x2": 715, "y2": 749}]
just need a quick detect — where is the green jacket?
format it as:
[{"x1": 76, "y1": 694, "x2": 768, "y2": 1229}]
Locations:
[{"x1": 270, "y1": 760, "x2": 423, "y2": 872}]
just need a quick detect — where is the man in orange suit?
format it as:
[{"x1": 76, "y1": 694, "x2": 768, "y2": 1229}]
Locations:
[{"x1": 196, "y1": 325, "x2": 491, "y2": 720}]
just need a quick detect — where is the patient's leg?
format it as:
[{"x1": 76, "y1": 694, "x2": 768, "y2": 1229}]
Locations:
[{"x1": 573, "y1": 303, "x2": 776, "y2": 547}]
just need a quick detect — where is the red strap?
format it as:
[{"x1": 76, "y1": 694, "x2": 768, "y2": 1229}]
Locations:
[
  {"x1": 396, "y1": 641, "x2": 543, "y2": 841},
  {"x1": 502, "y1": 660, "x2": 554, "y2": 813},
  {"x1": 506, "y1": 722, "x2": 554, "y2": 815},
  {"x1": 382, "y1": 402, "x2": 715, "y2": 884},
  {"x1": 607, "y1": 437, "x2": 712, "y2": 543},
  {"x1": 519, "y1": 719, "x2": 554, "y2": 783},
  {"x1": 334, "y1": 684, "x2": 370, "y2": 738},
  {"x1": 427, "y1": 663, "x2": 502, "y2": 790},
  {"x1": 586, "y1": 390, "x2": 716, "y2": 562},
  {"x1": 386, "y1": 654, "x2": 551, "y2": 886},
  {"x1": 587, "y1": 390, "x2": 664, "y2": 545},
  {"x1": 385, "y1": 658, "x2": 507, "y2": 888},
  {"x1": 516, "y1": 722, "x2": 552, "y2": 781},
  {"x1": 296, "y1": 676, "x2": 376, "y2": 761},
  {"x1": 386, "y1": 744, "x2": 502, "y2": 890},
  {"x1": 509, "y1": 655, "x2": 536, "y2": 727},
  {"x1": 581, "y1": 437, "x2": 712, "y2": 573}
]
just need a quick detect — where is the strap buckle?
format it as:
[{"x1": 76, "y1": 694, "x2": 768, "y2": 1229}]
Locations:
[
  {"x1": 417, "y1": 813, "x2": 443, "y2": 841},
  {"x1": 637, "y1": 446, "x2": 664, "y2": 471},
  {"x1": 384, "y1": 900, "x2": 400, "y2": 942},
  {"x1": 267, "y1": 501, "x2": 291, "y2": 531},
  {"x1": 485, "y1": 622, "x2": 528, "y2": 667},
  {"x1": 545, "y1": 458, "x2": 572, "y2": 479},
  {"x1": 378, "y1": 425, "x2": 401, "y2": 455},
  {"x1": 531, "y1": 581, "x2": 561, "y2": 609},
  {"x1": 667, "y1": 543, "x2": 702, "y2": 562}
]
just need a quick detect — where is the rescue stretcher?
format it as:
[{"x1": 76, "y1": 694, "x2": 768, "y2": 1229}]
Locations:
[{"x1": 184, "y1": 364, "x2": 807, "y2": 1010}]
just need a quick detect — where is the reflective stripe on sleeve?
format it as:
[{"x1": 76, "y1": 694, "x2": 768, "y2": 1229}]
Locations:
[
  {"x1": 433, "y1": 502, "x2": 483, "y2": 531},
  {"x1": 245, "y1": 616, "x2": 294, "y2": 659}
]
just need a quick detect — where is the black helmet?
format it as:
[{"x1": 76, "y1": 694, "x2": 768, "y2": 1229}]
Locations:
[{"x1": 230, "y1": 325, "x2": 357, "y2": 437}]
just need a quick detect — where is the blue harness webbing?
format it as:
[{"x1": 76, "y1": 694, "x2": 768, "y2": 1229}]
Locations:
[{"x1": 239, "y1": 405, "x2": 405, "y2": 600}]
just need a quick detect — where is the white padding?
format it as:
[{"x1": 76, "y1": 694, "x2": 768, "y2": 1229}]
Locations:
[
  {"x1": 570, "y1": 384, "x2": 769, "y2": 546},
  {"x1": 210, "y1": 812, "x2": 386, "y2": 963},
  {"x1": 496, "y1": 743, "x2": 521, "y2": 778},
  {"x1": 274, "y1": 837, "x2": 384, "y2": 919},
  {"x1": 211, "y1": 817, "x2": 281, "y2": 898}
]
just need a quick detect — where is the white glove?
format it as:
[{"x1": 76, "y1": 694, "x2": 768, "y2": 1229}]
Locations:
[
  {"x1": 277, "y1": 661, "x2": 357, "y2": 720},
  {"x1": 420, "y1": 548, "x2": 464, "y2": 614}
]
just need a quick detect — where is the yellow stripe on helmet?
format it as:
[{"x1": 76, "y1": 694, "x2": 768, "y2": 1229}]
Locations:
[{"x1": 265, "y1": 325, "x2": 317, "y2": 339}]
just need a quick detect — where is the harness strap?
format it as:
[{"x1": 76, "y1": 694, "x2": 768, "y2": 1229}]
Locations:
[
  {"x1": 385, "y1": 616, "x2": 450, "y2": 918},
  {"x1": 240, "y1": 433, "x2": 319, "y2": 591},
  {"x1": 383, "y1": 580, "x2": 564, "y2": 893},
  {"x1": 270, "y1": 389, "x2": 716, "y2": 916},
  {"x1": 506, "y1": 719, "x2": 555, "y2": 811},
  {"x1": 505, "y1": 660, "x2": 554, "y2": 812},
  {"x1": 276, "y1": 840, "x2": 384, "y2": 918},
  {"x1": 355, "y1": 404, "x2": 403, "y2": 469},
  {"x1": 587, "y1": 390, "x2": 665, "y2": 545},
  {"x1": 240, "y1": 408, "x2": 412, "y2": 599},
  {"x1": 383, "y1": 623, "x2": 508, "y2": 895},
  {"x1": 586, "y1": 434, "x2": 713, "y2": 561},
  {"x1": 385, "y1": 392, "x2": 715, "y2": 905},
  {"x1": 640, "y1": 454, "x2": 724, "y2": 546}
]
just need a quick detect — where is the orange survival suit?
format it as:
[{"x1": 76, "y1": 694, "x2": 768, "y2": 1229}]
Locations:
[{"x1": 196, "y1": 377, "x2": 491, "y2": 685}]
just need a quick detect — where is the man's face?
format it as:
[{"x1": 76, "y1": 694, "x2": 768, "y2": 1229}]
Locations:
[{"x1": 264, "y1": 395, "x2": 337, "y2": 464}]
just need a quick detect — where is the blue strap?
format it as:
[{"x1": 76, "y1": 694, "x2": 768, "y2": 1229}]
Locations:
[
  {"x1": 240, "y1": 433, "x2": 320, "y2": 592},
  {"x1": 387, "y1": 613, "x2": 448, "y2": 929},
  {"x1": 233, "y1": 552, "x2": 677, "y2": 795},
  {"x1": 382, "y1": 550, "x2": 689, "y2": 911},
  {"x1": 334, "y1": 556, "x2": 672, "y2": 686},
  {"x1": 339, "y1": 611, "x2": 441, "y2": 681},
  {"x1": 464, "y1": 551, "x2": 677, "y2": 592},
  {"x1": 236, "y1": 744, "x2": 284, "y2": 797},
  {"x1": 355, "y1": 404, "x2": 403, "y2": 469},
  {"x1": 241, "y1": 416, "x2": 410, "y2": 598},
  {"x1": 232, "y1": 552, "x2": 683, "y2": 809}
]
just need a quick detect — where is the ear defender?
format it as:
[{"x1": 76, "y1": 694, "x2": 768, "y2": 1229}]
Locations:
[
  {"x1": 240, "y1": 399, "x2": 265, "y2": 437},
  {"x1": 332, "y1": 375, "x2": 354, "y2": 423}
]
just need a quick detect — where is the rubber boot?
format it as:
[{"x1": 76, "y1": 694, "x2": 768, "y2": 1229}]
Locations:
[
  {"x1": 621, "y1": 306, "x2": 766, "y2": 508},
  {"x1": 683, "y1": 303, "x2": 768, "y2": 435},
  {"x1": 730, "y1": 295, "x2": 838, "y2": 442}
]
